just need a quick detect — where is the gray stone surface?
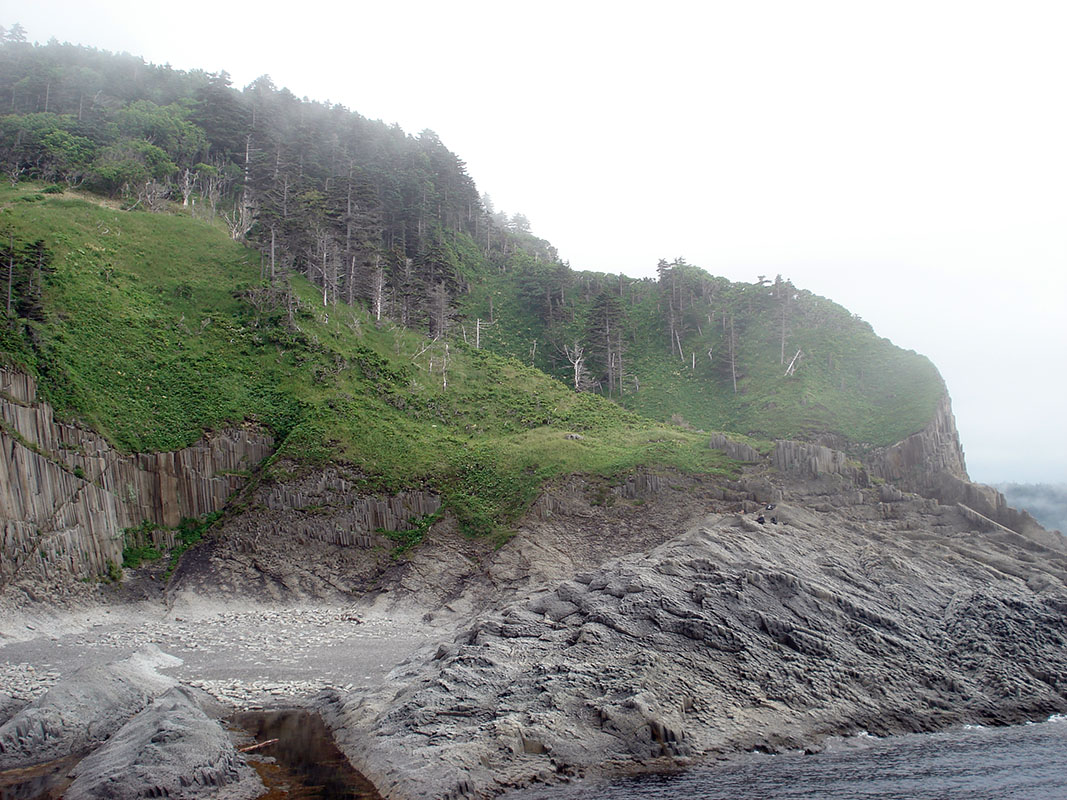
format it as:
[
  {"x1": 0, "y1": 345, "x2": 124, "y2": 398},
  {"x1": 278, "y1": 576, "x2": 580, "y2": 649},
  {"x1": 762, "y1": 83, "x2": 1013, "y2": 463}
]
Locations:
[
  {"x1": 0, "y1": 691, "x2": 22, "y2": 727},
  {"x1": 0, "y1": 366, "x2": 274, "y2": 588},
  {"x1": 0, "y1": 647, "x2": 179, "y2": 768},
  {"x1": 708, "y1": 433, "x2": 761, "y2": 463},
  {"x1": 65, "y1": 685, "x2": 263, "y2": 800},
  {"x1": 327, "y1": 491, "x2": 1067, "y2": 799},
  {"x1": 3, "y1": 384, "x2": 1067, "y2": 800}
]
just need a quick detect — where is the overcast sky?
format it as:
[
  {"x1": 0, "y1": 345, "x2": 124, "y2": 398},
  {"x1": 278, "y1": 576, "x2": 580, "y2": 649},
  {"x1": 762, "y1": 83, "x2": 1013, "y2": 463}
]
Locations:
[{"x1": 13, "y1": 0, "x2": 1067, "y2": 483}]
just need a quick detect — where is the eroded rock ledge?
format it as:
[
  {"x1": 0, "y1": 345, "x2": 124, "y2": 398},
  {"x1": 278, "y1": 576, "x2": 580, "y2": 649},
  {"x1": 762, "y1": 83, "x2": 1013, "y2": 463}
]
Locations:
[
  {"x1": 167, "y1": 465, "x2": 440, "y2": 604},
  {"x1": 327, "y1": 474, "x2": 1067, "y2": 799}
]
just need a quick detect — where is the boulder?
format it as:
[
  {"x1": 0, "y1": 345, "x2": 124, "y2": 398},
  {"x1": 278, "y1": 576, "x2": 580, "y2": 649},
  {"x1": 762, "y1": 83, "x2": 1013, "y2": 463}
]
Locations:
[{"x1": 66, "y1": 685, "x2": 263, "y2": 800}]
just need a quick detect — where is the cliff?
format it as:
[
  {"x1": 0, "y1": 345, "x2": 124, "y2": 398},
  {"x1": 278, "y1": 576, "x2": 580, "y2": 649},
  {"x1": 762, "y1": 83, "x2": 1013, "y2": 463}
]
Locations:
[
  {"x1": 862, "y1": 394, "x2": 1055, "y2": 546},
  {"x1": 0, "y1": 367, "x2": 274, "y2": 588},
  {"x1": 2, "y1": 377, "x2": 1066, "y2": 799},
  {"x1": 167, "y1": 466, "x2": 441, "y2": 604},
  {"x1": 758, "y1": 394, "x2": 1053, "y2": 547},
  {"x1": 867, "y1": 394, "x2": 969, "y2": 485}
]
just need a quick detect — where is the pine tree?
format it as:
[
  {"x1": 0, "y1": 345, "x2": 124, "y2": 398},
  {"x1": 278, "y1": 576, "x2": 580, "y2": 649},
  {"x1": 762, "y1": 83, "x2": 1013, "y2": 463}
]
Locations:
[{"x1": 587, "y1": 290, "x2": 626, "y2": 396}]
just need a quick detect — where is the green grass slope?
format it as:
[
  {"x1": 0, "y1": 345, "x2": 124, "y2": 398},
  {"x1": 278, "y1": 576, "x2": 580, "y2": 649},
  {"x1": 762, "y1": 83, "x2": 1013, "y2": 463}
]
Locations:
[
  {"x1": 460, "y1": 260, "x2": 944, "y2": 449},
  {"x1": 0, "y1": 184, "x2": 735, "y2": 538}
]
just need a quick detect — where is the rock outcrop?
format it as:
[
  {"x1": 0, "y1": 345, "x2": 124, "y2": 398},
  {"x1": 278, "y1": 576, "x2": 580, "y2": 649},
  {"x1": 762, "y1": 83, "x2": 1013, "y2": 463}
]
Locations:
[
  {"x1": 65, "y1": 686, "x2": 263, "y2": 800},
  {"x1": 0, "y1": 648, "x2": 181, "y2": 769},
  {"x1": 328, "y1": 475, "x2": 1067, "y2": 799},
  {"x1": 772, "y1": 439, "x2": 866, "y2": 484},
  {"x1": 868, "y1": 394, "x2": 968, "y2": 487},
  {"x1": 167, "y1": 465, "x2": 441, "y2": 604},
  {"x1": 0, "y1": 367, "x2": 274, "y2": 586},
  {"x1": 4, "y1": 362, "x2": 1065, "y2": 800},
  {"x1": 862, "y1": 394, "x2": 1054, "y2": 546},
  {"x1": 708, "y1": 434, "x2": 761, "y2": 463}
]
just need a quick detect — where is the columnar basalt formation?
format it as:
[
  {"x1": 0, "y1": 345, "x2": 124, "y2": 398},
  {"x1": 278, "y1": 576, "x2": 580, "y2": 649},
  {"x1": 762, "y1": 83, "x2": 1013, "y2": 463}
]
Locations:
[
  {"x1": 863, "y1": 394, "x2": 1052, "y2": 543},
  {"x1": 258, "y1": 469, "x2": 441, "y2": 547},
  {"x1": 165, "y1": 466, "x2": 442, "y2": 604},
  {"x1": 771, "y1": 439, "x2": 865, "y2": 483},
  {"x1": 708, "y1": 434, "x2": 761, "y2": 464},
  {"x1": 0, "y1": 368, "x2": 274, "y2": 585},
  {"x1": 865, "y1": 393, "x2": 967, "y2": 490}
]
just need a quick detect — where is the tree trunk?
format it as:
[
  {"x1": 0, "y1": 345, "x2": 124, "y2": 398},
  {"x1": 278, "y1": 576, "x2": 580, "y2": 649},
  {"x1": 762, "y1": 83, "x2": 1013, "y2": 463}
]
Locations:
[
  {"x1": 269, "y1": 226, "x2": 276, "y2": 281},
  {"x1": 5, "y1": 236, "x2": 13, "y2": 316},
  {"x1": 780, "y1": 294, "x2": 788, "y2": 365},
  {"x1": 373, "y1": 256, "x2": 384, "y2": 321},
  {"x1": 729, "y1": 316, "x2": 738, "y2": 394}
]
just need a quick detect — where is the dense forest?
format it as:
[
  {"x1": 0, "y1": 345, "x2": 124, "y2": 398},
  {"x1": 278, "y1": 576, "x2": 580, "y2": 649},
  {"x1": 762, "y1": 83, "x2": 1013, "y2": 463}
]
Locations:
[
  {"x1": 0, "y1": 29, "x2": 561, "y2": 329},
  {"x1": 0, "y1": 30, "x2": 944, "y2": 447}
]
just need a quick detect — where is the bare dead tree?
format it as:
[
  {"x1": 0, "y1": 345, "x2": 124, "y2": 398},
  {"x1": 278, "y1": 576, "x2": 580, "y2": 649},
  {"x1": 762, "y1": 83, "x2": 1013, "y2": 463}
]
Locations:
[
  {"x1": 223, "y1": 201, "x2": 253, "y2": 240},
  {"x1": 371, "y1": 256, "x2": 385, "y2": 321},
  {"x1": 785, "y1": 349, "x2": 803, "y2": 377},
  {"x1": 727, "y1": 315, "x2": 738, "y2": 394},
  {"x1": 475, "y1": 317, "x2": 495, "y2": 349},
  {"x1": 179, "y1": 168, "x2": 195, "y2": 207},
  {"x1": 441, "y1": 341, "x2": 450, "y2": 390},
  {"x1": 5, "y1": 233, "x2": 14, "y2": 317},
  {"x1": 562, "y1": 341, "x2": 592, "y2": 392},
  {"x1": 427, "y1": 283, "x2": 454, "y2": 339}
]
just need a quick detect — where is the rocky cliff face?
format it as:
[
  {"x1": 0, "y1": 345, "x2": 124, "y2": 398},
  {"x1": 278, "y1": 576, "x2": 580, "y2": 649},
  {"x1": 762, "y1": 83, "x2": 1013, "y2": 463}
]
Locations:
[
  {"x1": 0, "y1": 367, "x2": 274, "y2": 588},
  {"x1": 167, "y1": 465, "x2": 441, "y2": 604},
  {"x1": 307, "y1": 405, "x2": 1067, "y2": 800},
  {"x1": 863, "y1": 393, "x2": 1053, "y2": 546},
  {"x1": 760, "y1": 394, "x2": 1051, "y2": 547},
  {"x1": 3, "y1": 372, "x2": 1066, "y2": 800},
  {"x1": 867, "y1": 394, "x2": 969, "y2": 486}
]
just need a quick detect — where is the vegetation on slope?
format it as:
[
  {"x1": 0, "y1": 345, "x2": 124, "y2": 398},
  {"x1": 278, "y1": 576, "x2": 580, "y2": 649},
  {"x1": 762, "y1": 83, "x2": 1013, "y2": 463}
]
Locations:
[
  {"x1": 0, "y1": 33, "x2": 947, "y2": 542},
  {"x1": 460, "y1": 258, "x2": 944, "y2": 448},
  {"x1": 0, "y1": 36, "x2": 944, "y2": 449},
  {"x1": 0, "y1": 184, "x2": 734, "y2": 537},
  {"x1": 0, "y1": 35, "x2": 553, "y2": 336}
]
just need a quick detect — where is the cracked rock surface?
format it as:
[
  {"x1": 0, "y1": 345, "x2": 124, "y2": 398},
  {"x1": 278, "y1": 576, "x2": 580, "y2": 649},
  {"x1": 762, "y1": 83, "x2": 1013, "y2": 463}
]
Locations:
[
  {"x1": 66, "y1": 685, "x2": 263, "y2": 800},
  {"x1": 329, "y1": 495, "x2": 1067, "y2": 799},
  {"x1": 0, "y1": 647, "x2": 180, "y2": 769},
  {"x1": 2, "y1": 470, "x2": 1066, "y2": 800}
]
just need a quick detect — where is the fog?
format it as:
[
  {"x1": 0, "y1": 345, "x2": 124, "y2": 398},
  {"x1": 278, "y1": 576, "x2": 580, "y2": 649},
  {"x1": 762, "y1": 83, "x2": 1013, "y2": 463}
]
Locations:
[
  {"x1": 997, "y1": 484, "x2": 1067, "y2": 535},
  {"x1": 14, "y1": 0, "x2": 1067, "y2": 482}
]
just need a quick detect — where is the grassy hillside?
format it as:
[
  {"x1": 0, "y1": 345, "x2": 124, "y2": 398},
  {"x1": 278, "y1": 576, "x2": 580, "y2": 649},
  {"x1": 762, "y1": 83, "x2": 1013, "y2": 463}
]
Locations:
[
  {"x1": 0, "y1": 40, "x2": 944, "y2": 461},
  {"x1": 460, "y1": 259, "x2": 944, "y2": 448},
  {"x1": 0, "y1": 184, "x2": 736, "y2": 537}
]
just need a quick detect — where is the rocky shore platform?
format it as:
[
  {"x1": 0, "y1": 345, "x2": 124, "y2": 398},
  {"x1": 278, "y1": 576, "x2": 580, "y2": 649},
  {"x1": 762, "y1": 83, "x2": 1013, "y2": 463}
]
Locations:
[{"x1": 2, "y1": 461, "x2": 1066, "y2": 799}]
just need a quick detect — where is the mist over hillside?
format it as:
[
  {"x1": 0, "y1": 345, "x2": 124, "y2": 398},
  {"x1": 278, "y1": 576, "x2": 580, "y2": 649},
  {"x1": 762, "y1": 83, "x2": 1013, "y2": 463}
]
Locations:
[
  {"x1": 0, "y1": 37, "x2": 945, "y2": 461},
  {"x1": 996, "y1": 483, "x2": 1067, "y2": 534},
  {"x1": 3, "y1": 23, "x2": 1067, "y2": 800}
]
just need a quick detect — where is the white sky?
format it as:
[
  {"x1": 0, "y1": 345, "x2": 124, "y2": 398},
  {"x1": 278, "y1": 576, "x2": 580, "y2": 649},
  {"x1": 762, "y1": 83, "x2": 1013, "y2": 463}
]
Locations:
[{"x1": 12, "y1": 0, "x2": 1067, "y2": 483}]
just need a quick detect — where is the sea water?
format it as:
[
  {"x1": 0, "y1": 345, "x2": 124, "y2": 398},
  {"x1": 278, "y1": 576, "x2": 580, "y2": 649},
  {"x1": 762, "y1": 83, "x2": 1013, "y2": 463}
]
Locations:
[{"x1": 511, "y1": 715, "x2": 1067, "y2": 799}]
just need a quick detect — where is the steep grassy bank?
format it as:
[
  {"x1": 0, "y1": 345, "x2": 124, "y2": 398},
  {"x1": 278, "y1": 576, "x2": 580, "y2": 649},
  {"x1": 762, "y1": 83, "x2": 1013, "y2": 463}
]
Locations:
[
  {"x1": 0, "y1": 184, "x2": 736, "y2": 537},
  {"x1": 0, "y1": 40, "x2": 945, "y2": 460}
]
